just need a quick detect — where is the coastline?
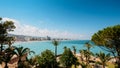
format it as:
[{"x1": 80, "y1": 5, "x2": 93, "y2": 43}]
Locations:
[
  {"x1": 14, "y1": 39, "x2": 83, "y2": 44},
  {"x1": 14, "y1": 40, "x2": 52, "y2": 44}
]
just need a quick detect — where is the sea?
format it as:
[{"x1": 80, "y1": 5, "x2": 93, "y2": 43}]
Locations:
[{"x1": 13, "y1": 40, "x2": 109, "y2": 57}]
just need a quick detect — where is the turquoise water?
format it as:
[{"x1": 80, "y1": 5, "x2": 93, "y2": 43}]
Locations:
[{"x1": 13, "y1": 40, "x2": 109, "y2": 56}]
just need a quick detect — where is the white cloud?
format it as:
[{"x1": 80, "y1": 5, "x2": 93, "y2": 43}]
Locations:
[{"x1": 2, "y1": 17, "x2": 89, "y2": 40}]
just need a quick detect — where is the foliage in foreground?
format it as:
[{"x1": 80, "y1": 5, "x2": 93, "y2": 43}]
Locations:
[
  {"x1": 14, "y1": 46, "x2": 35, "y2": 68},
  {"x1": 96, "y1": 52, "x2": 111, "y2": 68},
  {"x1": 34, "y1": 49, "x2": 58, "y2": 68},
  {"x1": 0, "y1": 17, "x2": 119, "y2": 68},
  {"x1": 92, "y1": 25, "x2": 120, "y2": 67},
  {"x1": 0, "y1": 17, "x2": 16, "y2": 68},
  {"x1": 0, "y1": 18, "x2": 16, "y2": 51},
  {"x1": 60, "y1": 47, "x2": 79, "y2": 68}
]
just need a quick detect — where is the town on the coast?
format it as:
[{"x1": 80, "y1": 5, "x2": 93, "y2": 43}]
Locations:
[{"x1": 9, "y1": 34, "x2": 70, "y2": 42}]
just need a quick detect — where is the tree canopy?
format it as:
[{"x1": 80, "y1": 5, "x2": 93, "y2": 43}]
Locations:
[
  {"x1": 0, "y1": 17, "x2": 16, "y2": 51},
  {"x1": 60, "y1": 47, "x2": 78, "y2": 68},
  {"x1": 91, "y1": 25, "x2": 120, "y2": 67},
  {"x1": 36, "y1": 49, "x2": 56, "y2": 68}
]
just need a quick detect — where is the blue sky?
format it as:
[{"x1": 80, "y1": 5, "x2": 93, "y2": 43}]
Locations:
[{"x1": 0, "y1": 0, "x2": 120, "y2": 39}]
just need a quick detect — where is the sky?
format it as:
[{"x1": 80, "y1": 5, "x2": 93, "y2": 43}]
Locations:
[{"x1": 0, "y1": 0, "x2": 120, "y2": 40}]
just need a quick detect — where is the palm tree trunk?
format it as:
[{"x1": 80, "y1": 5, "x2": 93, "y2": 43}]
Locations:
[
  {"x1": 66, "y1": 66, "x2": 71, "y2": 68},
  {"x1": 54, "y1": 46, "x2": 57, "y2": 68},
  {"x1": 74, "y1": 65, "x2": 77, "y2": 68},
  {"x1": 117, "y1": 57, "x2": 120, "y2": 68},
  {"x1": 103, "y1": 64, "x2": 105, "y2": 68},
  {"x1": 55, "y1": 46, "x2": 57, "y2": 58},
  {"x1": 117, "y1": 51, "x2": 120, "y2": 68},
  {"x1": 5, "y1": 62, "x2": 8, "y2": 68}
]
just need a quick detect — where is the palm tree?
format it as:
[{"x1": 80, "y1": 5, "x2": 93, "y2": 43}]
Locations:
[
  {"x1": 85, "y1": 42, "x2": 92, "y2": 52},
  {"x1": 79, "y1": 49, "x2": 93, "y2": 67},
  {"x1": 52, "y1": 40, "x2": 59, "y2": 68},
  {"x1": 79, "y1": 50, "x2": 84, "y2": 62},
  {"x1": 84, "y1": 42, "x2": 93, "y2": 65},
  {"x1": 0, "y1": 47, "x2": 16, "y2": 68},
  {"x1": 52, "y1": 40, "x2": 59, "y2": 57},
  {"x1": 82, "y1": 50, "x2": 89, "y2": 64},
  {"x1": 96, "y1": 52, "x2": 111, "y2": 68},
  {"x1": 14, "y1": 46, "x2": 35, "y2": 68},
  {"x1": 72, "y1": 46, "x2": 76, "y2": 55},
  {"x1": 72, "y1": 46, "x2": 77, "y2": 68}
]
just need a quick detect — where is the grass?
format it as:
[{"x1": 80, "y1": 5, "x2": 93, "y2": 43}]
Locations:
[
  {"x1": 107, "y1": 62, "x2": 117, "y2": 68},
  {"x1": 71, "y1": 62, "x2": 117, "y2": 68}
]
